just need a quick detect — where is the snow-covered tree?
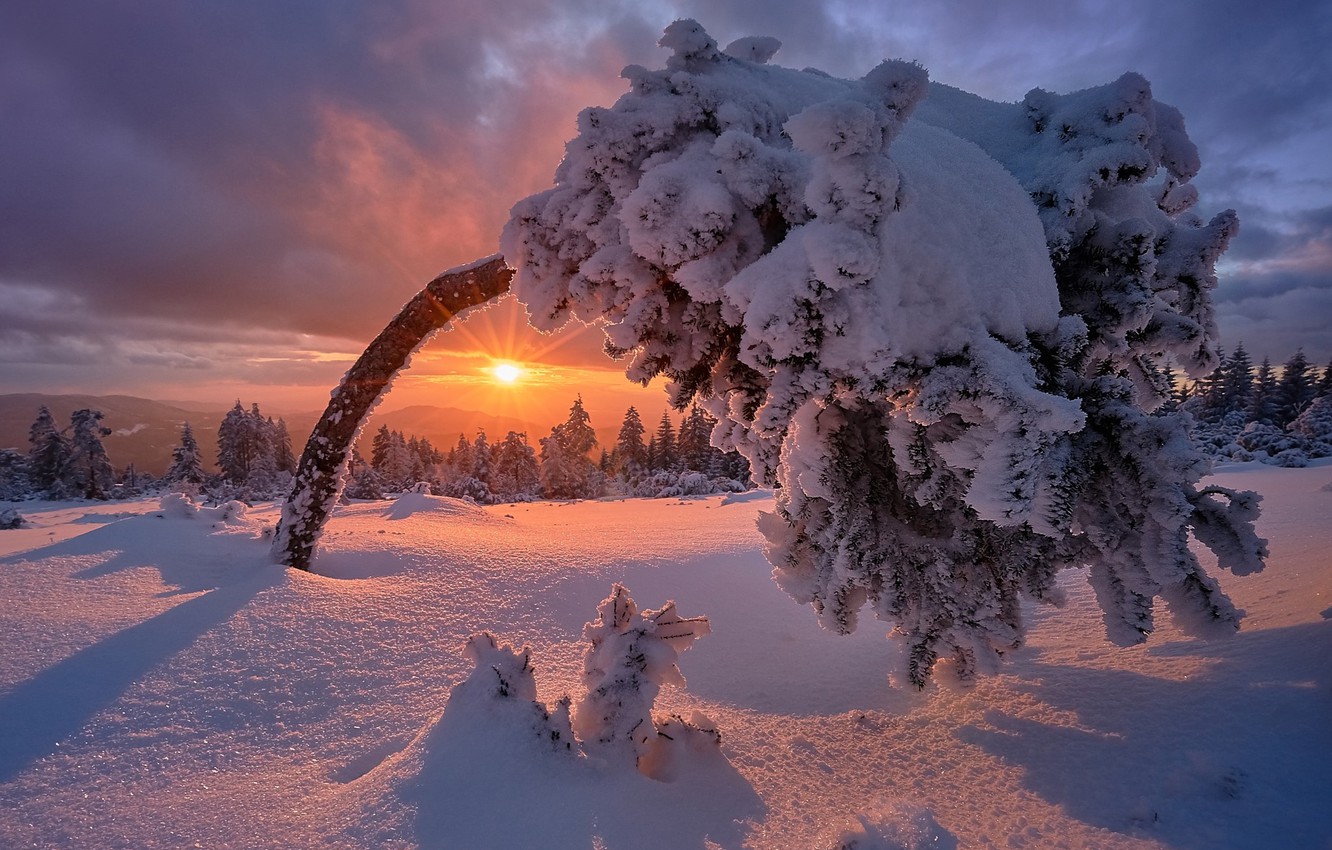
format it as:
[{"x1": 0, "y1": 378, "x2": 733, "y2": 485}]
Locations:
[
  {"x1": 216, "y1": 402, "x2": 255, "y2": 484},
  {"x1": 27, "y1": 406, "x2": 70, "y2": 497},
  {"x1": 1273, "y1": 349, "x2": 1316, "y2": 429},
  {"x1": 678, "y1": 404, "x2": 719, "y2": 473},
  {"x1": 540, "y1": 398, "x2": 602, "y2": 499},
  {"x1": 1247, "y1": 357, "x2": 1279, "y2": 424},
  {"x1": 65, "y1": 408, "x2": 114, "y2": 500},
  {"x1": 273, "y1": 418, "x2": 297, "y2": 475},
  {"x1": 163, "y1": 422, "x2": 207, "y2": 487},
  {"x1": 371, "y1": 425, "x2": 395, "y2": 470},
  {"x1": 1316, "y1": 360, "x2": 1332, "y2": 399},
  {"x1": 613, "y1": 406, "x2": 648, "y2": 474},
  {"x1": 573, "y1": 584, "x2": 713, "y2": 773},
  {"x1": 501, "y1": 21, "x2": 1265, "y2": 686},
  {"x1": 491, "y1": 431, "x2": 541, "y2": 501},
  {"x1": 0, "y1": 449, "x2": 31, "y2": 501},
  {"x1": 1290, "y1": 395, "x2": 1332, "y2": 447},
  {"x1": 651, "y1": 412, "x2": 678, "y2": 471},
  {"x1": 471, "y1": 430, "x2": 494, "y2": 486}
]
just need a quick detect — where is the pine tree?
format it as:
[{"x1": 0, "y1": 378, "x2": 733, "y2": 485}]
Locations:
[
  {"x1": 559, "y1": 396, "x2": 598, "y2": 459},
  {"x1": 652, "y1": 412, "x2": 677, "y2": 471},
  {"x1": 1248, "y1": 358, "x2": 1279, "y2": 424},
  {"x1": 502, "y1": 23, "x2": 1266, "y2": 686},
  {"x1": 1316, "y1": 359, "x2": 1332, "y2": 398},
  {"x1": 1273, "y1": 349, "x2": 1316, "y2": 429},
  {"x1": 1222, "y1": 343, "x2": 1254, "y2": 415},
  {"x1": 217, "y1": 402, "x2": 254, "y2": 483},
  {"x1": 164, "y1": 422, "x2": 207, "y2": 486},
  {"x1": 472, "y1": 430, "x2": 493, "y2": 487},
  {"x1": 27, "y1": 405, "x2": 70, "y2": 496},
  {"x1": 677, "y1": 405, "x2": 717, "y2": 472},
  {"x1": 613, "y1": 406, "x2": 647, "y2": 475},
  {"x1": 0, "y1": 449, "x2": 32, "y2": 501},
  {"x1": 491, "y1": 431, "x2": 541, "y2": 500},
  {"x1": 274, "y1": 419, "x2": 297, "y2": 474},
  {"x1": 371, "y1": 425, "x2": 395, "y2": 470},
  {"x1": 539, "y1": 399, "x2": 601, "y2": 499},
  {"x1": 65, "y1": 408, "x2": 114, "y2": 500}
]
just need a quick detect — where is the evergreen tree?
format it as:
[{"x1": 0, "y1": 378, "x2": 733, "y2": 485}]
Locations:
[
  {"x1": 371, "y1": 425, "x2": 395, "y2": 470},
  {"x1": 539, "y1": 399, "x2": 602, "y2": 499},
  {"x1": 652, "y1": 412, "x2": 677, "y2": 471},
  {"x1": 378, "y1": 430, "x2": 413, "y2": 490},
  {"x1": 472, "y1": 430, "x2": 494, "y2": 487},
  {"x1": 1222, "y1": 343, "x2": 1254, "y2": 415},
  {"x1": 0, "y1": 448, "x2": 31, "y2": 501},
  {"x1": 448, "y1": 433, "x2": 474, "y2": 482},
  {"x1": 560, "y1": 396, "x2": 598, "y2": 459},
  {"x1": 65, "y1": 408, "x2": 114, "y2": 499},
  {"x1": 274, "y1": 418, "x2": 297, "y2": 474},
  {"x1": 1247, "y1": 358, "x2": 1279, "y2": 425},
  {"x1": 613, "y1": 406, "x2": 647, "y2": 475},
  {"x1": 1273, "y1": 349, "x2": 1316, "y2": 429},
  {"x1": 217, "y1": 401, "x2": 254, "y2": 483},
  {"x1": 164, "y1": 422, "x2": 207, "y2": 486},
  {"x1": 677, "y1": 405, "x2": 717, "y2": 472},
  {"x1": 1316, "y1": 359, "x2": 1332, "y2": 399},
  {"x1": 502, "y1": 26, "x2": 1265, "y2": 685},
  {"x1": 27, "y1": 405, "x2": 70, "y2": 496},
  {"x1": 491, "y1": 431, "x2": 541, "y2": 500}
]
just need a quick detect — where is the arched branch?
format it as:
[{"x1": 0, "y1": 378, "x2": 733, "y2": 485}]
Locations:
[{"x1": 272, "y1": 255, "x2": 513, "y2": 570}]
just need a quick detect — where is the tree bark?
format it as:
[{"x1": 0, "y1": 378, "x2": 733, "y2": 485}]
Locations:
[{"x1": 272, "y1": 255, "x2": 513, "y2": 570}]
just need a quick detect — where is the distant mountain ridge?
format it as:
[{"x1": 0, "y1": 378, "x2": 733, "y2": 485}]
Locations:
[{"x1": 0, "y1": 394, "x2": 617, "y2": 476}]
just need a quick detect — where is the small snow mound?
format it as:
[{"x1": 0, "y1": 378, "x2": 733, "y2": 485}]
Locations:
[
  {"x1": 158, "y1": 492, "x2": 200, "y2": 518},
  {"x1": 383, "y1": 492, "x2": 488, "y2": 521},
  {"x1": 199, "y1": 500, "x2": 249, "y2": 526},
  {"x1": 720, "y1": 488, "x2": 774, "y2": 505},
  {"x1": 0, "y1": 508, "x2": 26, "y2": 530},
  {"x1": 831, "y1": 802, "x2": 957, "y2": 850},
  {"x1": 724, "y1": 35, "x2": 781, "y2": 64}
]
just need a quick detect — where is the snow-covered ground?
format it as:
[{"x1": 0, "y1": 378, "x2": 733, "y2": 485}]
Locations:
[{"x1": 1, "y1": 462, "x2": 1328, "y2": 849}]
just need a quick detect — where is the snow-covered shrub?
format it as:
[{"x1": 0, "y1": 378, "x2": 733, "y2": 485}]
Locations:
[
  {"x1": 503, "y1": 20, "x2": 1265, "y2": 686},
  {"x1": 574, "y1": 584, "x2": 715, "y2": 774},
  {"x1": 623, "y1": 469, "x2": 750, "y2": 498},
  {"x1": 0, "y1": 508, "x2": 26, "y2": 530},
  {"x1": 436, "y1": 475, "x2": 495, "y2": 504},
  {"x1": 831, "y1": 803, "x2": 957, "y2": 850},
  {"x1": 159, "y1": 492, "x2": 201, "y2": 518},
  {"x1": 1290, "y1": 396, "x2": 1332, "y2": 451},
  {"x1": 342, "y1": 466, "x2": 387, "y2": 501},
  {"x1": 454, "y1": 632, "x2": 575, "y2": 752},
  {"x1": 450, "y1": 588, "x2": 714, "y2": 778}
]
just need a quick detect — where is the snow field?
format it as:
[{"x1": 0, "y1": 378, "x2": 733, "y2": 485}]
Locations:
[{"x1": 1, "y1": 462, "x2": 1329, "y2": 848}]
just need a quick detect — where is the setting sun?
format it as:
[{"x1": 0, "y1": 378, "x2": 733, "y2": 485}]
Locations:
[{"x1": 492, "y1": 362, "x2": 523, "y2": 384}]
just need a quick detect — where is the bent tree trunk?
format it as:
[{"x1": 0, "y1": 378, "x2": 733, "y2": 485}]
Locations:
[{"x1": 272, "y1": 255, "x2": 513, "y2": 570}]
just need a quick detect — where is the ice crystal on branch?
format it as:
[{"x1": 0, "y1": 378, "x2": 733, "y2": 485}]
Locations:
[{"x1": 502, "y1": 20, "x2": 1265, "y2": 687}]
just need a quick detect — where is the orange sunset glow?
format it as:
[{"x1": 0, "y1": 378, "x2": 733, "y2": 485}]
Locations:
[{"x1": 382, "y1": 294, "x2": 667, "y2": 428}]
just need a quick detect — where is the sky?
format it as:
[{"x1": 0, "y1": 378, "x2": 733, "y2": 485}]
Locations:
[{"x1": 2, "y1": 0, "x2": 1329, "y2": 425}]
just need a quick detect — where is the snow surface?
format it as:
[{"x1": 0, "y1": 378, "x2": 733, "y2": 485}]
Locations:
[{"x1": 2, "y1": 463, "x2": 1329, "y2": 849}]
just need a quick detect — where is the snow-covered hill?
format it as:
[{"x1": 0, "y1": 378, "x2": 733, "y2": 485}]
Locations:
[{"x1": 1, "y1": 462, "x2": 1329, "y2": 849}]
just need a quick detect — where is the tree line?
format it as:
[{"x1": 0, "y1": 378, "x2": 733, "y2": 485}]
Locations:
[
  {"x1": 345, "y1": 397, "x2": 751, "y2": 503},
  {"x1": 1, "y1": 397, "x2": 751, "y2": 504},
  {"x1": 1178, "y1": 346, "x2": 1332, "y2": 466}
]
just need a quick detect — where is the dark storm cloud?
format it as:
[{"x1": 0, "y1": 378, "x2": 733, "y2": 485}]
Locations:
[{"x1": 0, "y1": 0, "x2": 661, "y2": 344}]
